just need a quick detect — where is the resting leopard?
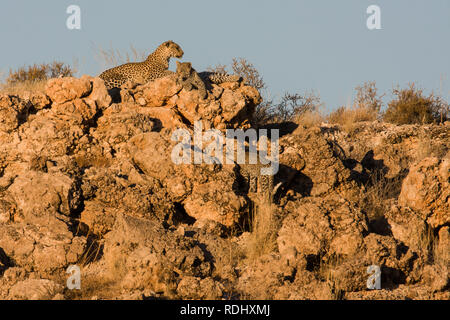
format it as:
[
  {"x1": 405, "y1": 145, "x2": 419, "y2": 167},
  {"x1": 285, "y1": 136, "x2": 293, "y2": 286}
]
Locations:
[{"x1": 99, "y1": 40, "x2": 184, "y2": 89}]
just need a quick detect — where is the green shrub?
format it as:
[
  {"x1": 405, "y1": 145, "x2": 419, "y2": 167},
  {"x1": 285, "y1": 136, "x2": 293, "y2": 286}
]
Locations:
[{"x1": 383, "y1": 83, "x2": 446, "y2": 124}]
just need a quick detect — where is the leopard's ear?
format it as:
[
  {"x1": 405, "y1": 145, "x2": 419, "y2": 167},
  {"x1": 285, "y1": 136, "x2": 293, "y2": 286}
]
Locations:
[
  {"x1": 186, "y1": 62, "x2": 192, "y2": 68},
  {"x1": 176, "y1": 61, "x2": 181, "y2": 67}
]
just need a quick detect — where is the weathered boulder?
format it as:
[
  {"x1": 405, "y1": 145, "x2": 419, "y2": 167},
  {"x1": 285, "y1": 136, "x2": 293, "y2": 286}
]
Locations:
[
  {"x1": 132, "y1": 76, "x2": 182, "y2": 108},
  {"x1": 183, "y1": 177, "x2": 247, "y2": 227},
  {"x1": 176, "y1": 276, "x2": 223, "y2": 299},
  {"x1": 6, "y1": 171, "x2": 81, "y2": 225},
  {"x1": 279, "y1": 127, "x2": 361, "y2": 200},
  {"x1": 0, "y1": 95, "x2": 30, "y2": 133},
  {"x1": 385, "y1": 205, "x2": 427, "y2": 253},
  {"x1": 0, "y1": 223, "x2": 86, "y2": 272},
  {"x1": 102, "y1": 214, "x2": 212, "y2": 298},
  {"x1": 277, "y1": 197, "x2": 368, "y2": 261},
  {"x1": 45, "y1": 76, "x2": 92, "y2": 104},
  {"x1": 398, "y1": 156, "x2": 449, "y2": 229},
  {"x1": 8, "y1": 279, "x2": 64, "y2": 300},
  {"x1": 91, "y1": 102, "x2": 159, "y2": 152},
  {"x1": 80, "y1": 165, "x2": 180, "y2": 227},
  {"x1": 83, "y1": 75, "x2": 112, "y2": 110}
]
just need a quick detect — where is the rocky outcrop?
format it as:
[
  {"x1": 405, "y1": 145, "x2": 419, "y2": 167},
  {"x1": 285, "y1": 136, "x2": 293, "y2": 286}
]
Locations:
[
  {"x1": 279, "y1": 126, "x2": 361, "y2": 200},
  {"x1": 322, "y1": 121, "x2": 450, "y2": 179},
  {"x1": 119, "y1": 75, "x2": 261, "y2": 130},
  {"x1": 0, "y1": 74, "x2": 448, "y2": 300}
]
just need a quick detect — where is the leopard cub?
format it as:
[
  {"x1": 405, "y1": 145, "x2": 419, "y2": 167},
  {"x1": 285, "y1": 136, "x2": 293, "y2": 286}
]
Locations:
[
  {"x1": 175, "y1": 61, "x2": 243, "y2": 99},
  {"x1": 175, "y1": 61, "x2": 208, "y2": 98}
]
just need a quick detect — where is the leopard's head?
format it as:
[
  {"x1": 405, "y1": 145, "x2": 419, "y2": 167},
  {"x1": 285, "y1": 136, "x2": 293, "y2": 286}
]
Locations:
[
  {"x1": 176, "y1": 61, "x2": 193, "y2": 77},
  {"x1": 158, "y1": 40, "x2": 184, "y2": 59}
]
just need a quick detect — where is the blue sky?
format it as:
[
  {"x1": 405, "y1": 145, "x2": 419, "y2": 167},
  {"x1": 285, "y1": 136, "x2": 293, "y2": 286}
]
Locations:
[{"x1": 0, "y1": 0, "x2": 449, "y2": 112}]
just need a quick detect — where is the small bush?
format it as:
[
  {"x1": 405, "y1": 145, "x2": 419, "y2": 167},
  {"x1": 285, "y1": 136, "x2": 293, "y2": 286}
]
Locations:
[
  {"x1": 257, "y1": 91, "x2": 323, "y2": 125},
  {"x1": 357, "y1": 172, "x2": 403, "y2": 226},
  {"x1": 1, "y1": 61, "x2": 75, "y2": 95},
  {"x1": 383, "y1": 83, "x2": 447, "y2": 124},
  {"x1": 415, "y1": 132, "x2": 449, "y2": 162},
  {"x1": 6, "y1": 61, "x2": 74, "y2": 85},
  {"x1": 328, "y1": 105, "x2": 378, "y2": 131},
  {"x1": 213, "y1": 58, "x2": 323, "y2": 125},
  {"x1": 272, "y1": 92, "x2": 322, "y2": 122},
  {"x1": 253, "y1": 98, "x2": 275, "y2": 126},
  {"x1": 230, "y1": 58, "x2": 265, "y2": 90}
]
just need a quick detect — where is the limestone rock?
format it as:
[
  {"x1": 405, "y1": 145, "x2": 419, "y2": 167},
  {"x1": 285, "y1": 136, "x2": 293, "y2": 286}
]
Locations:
[
  {"x1": 0, "y1": 72, "x2": 447, "y2": 300},
  {"x1": 132, "y1": 76, "x2": 182, "y2": 108},
  {"x1": 6, "y1": 171, "x2": 81, "y2": 225},
  {"x1": 126, "y1": 75, "x2": 260, "y2": 130},
  {"x1": 0, "y1": 223, "x2": 86, "y2": 272},
  {"x1": 103, "y1": 214, "x2": 212, "y2": 297},
  {"x1": 8, "y1": 279, "x2": 63, "y2": 300},
  {"x1": 398, "y1": 157, "x2": 449, "y2": 228},
  {"x1": 45, "y1": 76, "x2": 92, "y2": 104}
]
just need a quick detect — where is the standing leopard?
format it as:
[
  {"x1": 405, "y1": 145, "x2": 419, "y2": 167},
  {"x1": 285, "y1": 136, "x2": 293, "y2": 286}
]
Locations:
[
  {"x1": 99, "y1": 40, "x2": 184, "y2": 89},
  {"x1": 175, "y1": 61, "x2": 243, "y2": 98}
]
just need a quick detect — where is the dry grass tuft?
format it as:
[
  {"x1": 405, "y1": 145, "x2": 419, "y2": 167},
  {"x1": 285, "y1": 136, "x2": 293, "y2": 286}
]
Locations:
[
  {"x1": 93, "y1": 44, "x2": 147, "y2": 70},
  {"x1": 6, "y1": 61, "x2": 73, "y2": 84},
  {"x1": 318, "y1": 255, "x2": 346, "y2": 300},
  {"x1": 246, "y1": 196, "x2": 278, "y2": 261},
  {"x1": 417, "y1": 224, "x2": 446, "y2": 266},
  {"x1": 295, "y1": 109, "x2": 325, "y2": 128},
  {"x1": 78, "y1": 237, "x2": 103, "y2": 266},
  {"x1": 328, "y1": 81, "x2": 382, "y2": 132},
  {"x1": 418, "y1": 226, "x2": 436, "y2": 259},
  {"x1": 357, "y1": 172, "x2": 403, "y2": 227},
  {"x1": 63, "y1": 272, "x2": 117, "y2": 300},
  {"x1": 0, "y1": 79, "x2": 47, "y2": 96},
  {"x1": 328, "y1": 105, "x2": 378, "y2": 132},
  {"x1": 432, "y1": 232, "x2": 448, "y2": 267}
]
